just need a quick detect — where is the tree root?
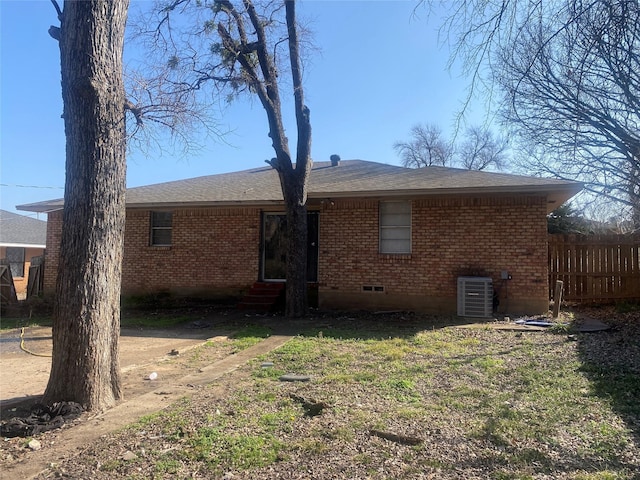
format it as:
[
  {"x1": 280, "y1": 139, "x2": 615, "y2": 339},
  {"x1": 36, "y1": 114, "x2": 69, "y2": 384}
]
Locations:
[
  {"x1": 289, "y1": 393, "x2": 330, "y2": 417},
  {"x1": 369, "y1": 429, "x2": 423, "y2": 446}
]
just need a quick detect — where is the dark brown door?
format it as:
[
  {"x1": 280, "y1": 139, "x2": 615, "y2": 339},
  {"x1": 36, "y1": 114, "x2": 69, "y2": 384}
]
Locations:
[{"x1": 262, "y1": 212, "x2": 318, "y2": 282}]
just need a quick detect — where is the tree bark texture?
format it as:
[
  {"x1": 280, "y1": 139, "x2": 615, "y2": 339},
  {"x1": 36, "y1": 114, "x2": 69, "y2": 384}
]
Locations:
[
  {"x1": 282, "y1": 171, "x2": 309, "y2": 318},
  {"x1": 43, "y1": 0, "x2": 129, "y2": 410},
  {"x1": 279, "y1": 0, "x2": 312, "y2": 318}
]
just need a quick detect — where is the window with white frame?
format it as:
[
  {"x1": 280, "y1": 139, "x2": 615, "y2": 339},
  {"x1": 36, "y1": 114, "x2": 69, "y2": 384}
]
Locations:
[
  {"x1": 150, "y1": 211, "x2": 173, "y2": 246},
  {"x1": 379, "y1": 201, "x2": 411, "y2": 254}
]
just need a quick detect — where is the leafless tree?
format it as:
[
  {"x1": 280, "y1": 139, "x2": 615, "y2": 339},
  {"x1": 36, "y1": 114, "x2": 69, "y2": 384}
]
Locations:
[
  {"x1": 393, "y1": 123, "x2": 453, "y2": 167},
  {"x1": 394, "y1": 123, "x2": 506, "y2": 171},
  {"x1": 429, "y1": 0, "x2": 640, "y2": 226},
  {"x1": 457, "y1": 125, "x2": 508, "y2": 170},
  {"x1": 135, "y1": 0, "x2": 311, "y2": 316}
]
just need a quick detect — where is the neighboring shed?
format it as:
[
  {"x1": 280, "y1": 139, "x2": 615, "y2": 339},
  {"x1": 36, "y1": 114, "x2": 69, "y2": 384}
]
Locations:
[
  {"x1": 0, "y1": 210, "x2": 47, "y2": 299},
  {"x1": 18, "y1": 160, "x2": 582, "y2": 316}
]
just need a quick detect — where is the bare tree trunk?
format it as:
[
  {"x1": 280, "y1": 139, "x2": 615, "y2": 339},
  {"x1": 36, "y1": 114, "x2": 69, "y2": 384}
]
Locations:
[
  {"x1": 43, "y1": 0, "x2": 129, "y2": 410},
  {"x1": 282, "y1": 0, "x2": 312, "y2": 318},
  {"x1": 242, "y1": 0, "x2": 311, "y2": 317},
  {"x1": 282, "y1": 172, "x2": 309, "y2": 318}
]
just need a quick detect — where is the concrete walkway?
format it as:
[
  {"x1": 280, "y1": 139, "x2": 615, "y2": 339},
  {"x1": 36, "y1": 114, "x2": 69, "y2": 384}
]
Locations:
[{"x1": 4, "y1": 332, "x2": 295, "y2": 480}]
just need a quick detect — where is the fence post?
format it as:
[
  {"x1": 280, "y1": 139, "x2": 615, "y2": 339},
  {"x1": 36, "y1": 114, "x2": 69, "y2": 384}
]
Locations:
[{"x1": 552, "y1": 280, "x2": 564, "y2": 319}]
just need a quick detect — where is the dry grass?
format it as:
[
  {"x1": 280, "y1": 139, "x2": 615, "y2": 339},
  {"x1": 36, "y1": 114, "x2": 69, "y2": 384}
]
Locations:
[{"x1": 7, "y1": 308, "x2": 640, "y2": 479}]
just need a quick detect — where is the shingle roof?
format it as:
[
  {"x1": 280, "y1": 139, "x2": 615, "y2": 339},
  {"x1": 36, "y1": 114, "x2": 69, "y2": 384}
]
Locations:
[
  {"x1": 0, "y1": 210, "x2": 47, "y2": 247},
  {"x1": 17, "y1": 159, "x2": 582, "y2": 213}
]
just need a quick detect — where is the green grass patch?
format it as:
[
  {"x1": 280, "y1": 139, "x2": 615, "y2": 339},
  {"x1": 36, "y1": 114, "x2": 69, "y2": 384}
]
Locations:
[
  {"x1": 547, "y1": 322, "x2": 572, "y2": 334},
  {"x1": 98, "y1": 458, "x2": 123, "y2": 472},
  {"x1": 189, "y1": 427, "x2": 283, "y2": 471},
  {"x1": 363, "y1": 337, "x2": 414, "y2": 360},
  {"x1": 153, "y1": 457, "x2": 181, "y2": 475},
  {"x1": 0, "y1": 316, "x2": 52, "y2": 331},
  {"x1": 229, "y1": 324, "x2": 272, "y2": 351},
  {"x1": 573, "y1": 472, "x2": 631, "y2": 480},
  {"x1": 134, "y1": 398, "x2": 193, "y2": 440},
  {"x1": 614, "y1": 301, "x2": 640, "y2": 314}
]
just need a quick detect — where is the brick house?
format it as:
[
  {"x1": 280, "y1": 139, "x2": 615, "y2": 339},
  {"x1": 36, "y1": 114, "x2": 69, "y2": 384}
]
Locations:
[
  {"x1": 0, "y1": 209, "x2": 47, "y2": 299},
  {"x1": 18, "y1": 160, "x2": 581, "y2": 315}
]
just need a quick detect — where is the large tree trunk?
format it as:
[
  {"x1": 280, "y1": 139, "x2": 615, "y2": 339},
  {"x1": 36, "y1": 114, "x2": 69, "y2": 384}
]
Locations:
[
  {"x1": 281, "y1": 0, "x2": 312, "y2": 318},
  {"x1": 43, "y1": 0, "x2": 129, "y2": 410},
  {"x1": 282, "y1": 170, "x2": 309, "y2": 318}
]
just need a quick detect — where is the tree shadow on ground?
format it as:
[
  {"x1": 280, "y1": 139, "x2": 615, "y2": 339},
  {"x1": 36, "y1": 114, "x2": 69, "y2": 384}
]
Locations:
[
  {"x1": 262, "y1": 310, "x2": 474, "y2": 341},
  {"x1": 428, "y1": 444, "x2": 640, "y2": 479},
  {"x1": 575, "y1": 321, "x2": 640, "y2": 448}
]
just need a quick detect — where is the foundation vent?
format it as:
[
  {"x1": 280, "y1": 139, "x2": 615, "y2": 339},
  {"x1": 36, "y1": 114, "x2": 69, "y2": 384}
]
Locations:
[{"x1": 362, "y1": 285, "x2": 384, "y2": 293}]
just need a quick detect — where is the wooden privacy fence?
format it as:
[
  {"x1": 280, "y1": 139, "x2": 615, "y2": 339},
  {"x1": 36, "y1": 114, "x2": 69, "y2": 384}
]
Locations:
[
  {"x1": 548, "y1": 234, "x2": 640, "y2": 303},
  {"x1": 27, "y1": 256, "x2": 45, "y2": 299},
  {"x1": 0, "y1": 264, "x2": 18, "y2": 306}
]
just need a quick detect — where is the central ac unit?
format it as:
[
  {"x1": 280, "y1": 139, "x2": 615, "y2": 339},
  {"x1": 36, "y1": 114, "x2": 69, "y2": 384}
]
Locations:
[{"x1": 457, "y1": 276, "x2": 493, "y2": 318}]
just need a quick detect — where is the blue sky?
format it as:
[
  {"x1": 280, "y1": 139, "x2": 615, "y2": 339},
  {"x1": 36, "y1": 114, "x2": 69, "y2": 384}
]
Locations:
[{"x1": 1, "y1": 0, "x2": 483, "y2": 217}]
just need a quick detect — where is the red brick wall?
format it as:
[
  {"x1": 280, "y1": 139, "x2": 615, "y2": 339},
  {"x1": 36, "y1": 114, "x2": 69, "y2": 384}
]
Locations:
[
  {"x1": 121, "y1": 208, "x2": 260, "y2": 296},
  {"x1": 43, "y1": 210, "x2": 62, "y2": 294},
  {"x1": 45, "y1": 207, "x2": 261, "y2": 298},
  {"x1": 44, "y1": 195, "x2": 550, "y2": 314},
  {"x1": 317, "y1": 196, "x2": 549, "y2": 314}
]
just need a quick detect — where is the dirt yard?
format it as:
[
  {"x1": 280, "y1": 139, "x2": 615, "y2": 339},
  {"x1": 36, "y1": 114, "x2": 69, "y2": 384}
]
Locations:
[
  {"x1": 0, "y1": 322, "x2": 235, "y2": 410},
  {"x1": 0, "y1": 311, "x2": 295, "y2": 479}
]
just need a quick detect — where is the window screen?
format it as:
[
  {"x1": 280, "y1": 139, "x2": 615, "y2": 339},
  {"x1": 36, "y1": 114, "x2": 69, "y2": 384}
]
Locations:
[
  {"x1": 150, "y1": 211, "x2": 172, "y2": 246},
  {"x1": 379, "y1": 201, "x2": 411, "y2": 254}
]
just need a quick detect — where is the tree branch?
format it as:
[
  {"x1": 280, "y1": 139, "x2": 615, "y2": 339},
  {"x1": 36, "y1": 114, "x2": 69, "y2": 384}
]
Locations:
[
  {"x1": 124, "y1": 99, "x2": 144, "y2": 126},
  {"x1": 286, "y1": 0, "x2": 311, "y2": 179},
  {"x1": 50, "y1": 0, "x2": 62, "y2": 21},
  {"x1": 48, "y1": 0, "x2": 63, "y2": 41}
]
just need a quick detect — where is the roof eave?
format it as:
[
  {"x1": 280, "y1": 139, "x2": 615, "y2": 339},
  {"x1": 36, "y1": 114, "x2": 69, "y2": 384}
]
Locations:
[
  {"x1": 125, "y1": 199, "x2": 285, "y2": 210},
  {"x1": 0, "y1": 242, "x2": 46, "y2": 248},
  {"x1": 310, "y1": 183, "x2": 583, "y2": 212},
  {"x1": 16, "y1": 204, "x2": 63, "y2": 214},
  {"x1": 17, "y1": 183, "x2": 582, "y2": 214},
  {"x1": 17, "y1": 199, "x2": 286, "y2": 213}
]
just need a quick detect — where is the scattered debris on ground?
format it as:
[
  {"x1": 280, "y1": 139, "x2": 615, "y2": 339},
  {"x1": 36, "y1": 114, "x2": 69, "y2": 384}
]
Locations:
[{"x1": 0, "y1": 402, "x2": 83, "y2": 438}]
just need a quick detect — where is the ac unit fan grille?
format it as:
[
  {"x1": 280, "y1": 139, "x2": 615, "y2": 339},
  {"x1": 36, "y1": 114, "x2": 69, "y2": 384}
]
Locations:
[{"x1": 457, "y1": 276, "x2": 493, "y2": 318}]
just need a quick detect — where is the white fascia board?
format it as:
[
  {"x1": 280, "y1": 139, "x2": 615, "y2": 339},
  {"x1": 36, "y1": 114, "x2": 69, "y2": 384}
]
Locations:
[{"x1": 0, "y1": 243, "x2": 46, "y2": 248}]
